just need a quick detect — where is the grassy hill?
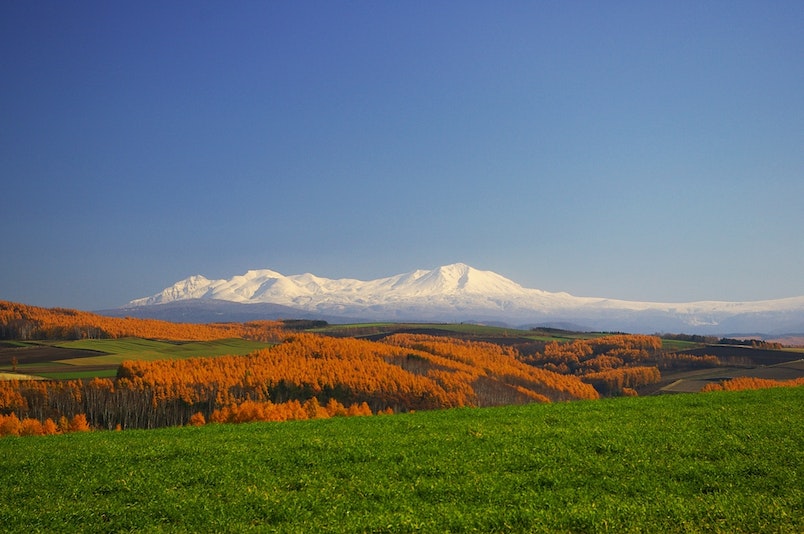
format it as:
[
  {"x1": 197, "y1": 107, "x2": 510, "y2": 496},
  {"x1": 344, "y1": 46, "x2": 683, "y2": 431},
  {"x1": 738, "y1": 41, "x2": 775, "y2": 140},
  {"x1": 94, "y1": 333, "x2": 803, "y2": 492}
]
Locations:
[{"x1": 1, "y1": 387, "x2": 801, "y2": 533}]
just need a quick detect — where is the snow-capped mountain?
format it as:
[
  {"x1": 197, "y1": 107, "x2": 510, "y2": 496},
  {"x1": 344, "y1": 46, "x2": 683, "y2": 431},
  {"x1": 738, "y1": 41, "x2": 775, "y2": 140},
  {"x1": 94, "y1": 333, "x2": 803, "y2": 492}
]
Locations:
[{"x1": 124, "y1": 263, "x2": 804, "y2": 334}]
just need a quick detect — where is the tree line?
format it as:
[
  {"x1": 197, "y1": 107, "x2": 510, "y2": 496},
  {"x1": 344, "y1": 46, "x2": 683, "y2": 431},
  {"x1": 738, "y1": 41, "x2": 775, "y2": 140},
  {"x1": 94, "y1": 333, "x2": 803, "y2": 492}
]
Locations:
[
  {"x1": 517, "y1": 334, "x2": 720, "y2": 395},
  {"x1": 701, "y1": 376, "x2": 804, "y2": 392},
  {"x1": 0, "y1": 332, "x2": 601, "y2": 431},
  {"x1": 0, "y1": 300, "x2": 752, "y2": 435},
  {"x1": 0, "y1": 300, "x2": 285, "y2": 342}
]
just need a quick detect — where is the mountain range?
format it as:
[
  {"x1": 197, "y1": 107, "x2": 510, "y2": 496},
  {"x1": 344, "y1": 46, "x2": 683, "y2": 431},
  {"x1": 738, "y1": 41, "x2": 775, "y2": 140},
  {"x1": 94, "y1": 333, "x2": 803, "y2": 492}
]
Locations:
[{"x1": 114, "y1": 263, "x2": 804, "y2": 335}]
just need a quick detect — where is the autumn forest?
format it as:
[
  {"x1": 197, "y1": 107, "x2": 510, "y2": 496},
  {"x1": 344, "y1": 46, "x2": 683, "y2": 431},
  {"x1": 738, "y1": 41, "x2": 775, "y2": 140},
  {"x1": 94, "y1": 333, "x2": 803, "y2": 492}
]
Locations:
[{"x1": 1, "y1": 300, "x2": 802, "y2": 437}]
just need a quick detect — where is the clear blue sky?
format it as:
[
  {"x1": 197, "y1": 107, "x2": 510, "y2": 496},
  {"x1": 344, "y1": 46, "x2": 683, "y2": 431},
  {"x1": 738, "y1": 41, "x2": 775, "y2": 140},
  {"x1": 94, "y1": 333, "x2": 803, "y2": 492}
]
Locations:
[{"x1": 2, "y1": 1, "x2": 802, "y2": 310}]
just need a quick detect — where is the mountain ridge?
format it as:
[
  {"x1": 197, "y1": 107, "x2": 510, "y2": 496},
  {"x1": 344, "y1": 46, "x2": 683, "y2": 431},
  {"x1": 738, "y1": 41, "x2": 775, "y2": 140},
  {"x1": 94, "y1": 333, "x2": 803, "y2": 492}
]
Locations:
[{"x1": 123, "y1": 263, "x2": 804, "y2": 334}]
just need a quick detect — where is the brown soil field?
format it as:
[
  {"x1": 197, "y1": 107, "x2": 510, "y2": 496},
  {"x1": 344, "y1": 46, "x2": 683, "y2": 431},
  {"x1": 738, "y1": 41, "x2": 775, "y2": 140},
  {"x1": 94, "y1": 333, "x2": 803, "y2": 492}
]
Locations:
[
  {"x1": 648, "y1": 346, "x2": 804, "y2": 394},
  {"x1": 0, "y1": 345, "x2": 104, "y2": 366},
  {"x1": 679, "y1": 344, "x2": 802, "y2": 366}
]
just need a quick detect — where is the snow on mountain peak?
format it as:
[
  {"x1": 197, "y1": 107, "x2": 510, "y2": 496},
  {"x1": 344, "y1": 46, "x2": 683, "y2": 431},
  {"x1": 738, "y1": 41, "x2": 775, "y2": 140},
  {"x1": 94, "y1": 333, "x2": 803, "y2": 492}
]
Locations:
[
  {"x1": 129, "y1": 274, "x2": 214, "y2": 306},
  {"x1": 410, "y1": 263, "x2": 527, "y2": 295},
  {"x1": 126, "y1": 263, "x2": 804, "y2": 334},
  {"x1": 129, "y1": 263, "x2": 530, "y2": 306}
]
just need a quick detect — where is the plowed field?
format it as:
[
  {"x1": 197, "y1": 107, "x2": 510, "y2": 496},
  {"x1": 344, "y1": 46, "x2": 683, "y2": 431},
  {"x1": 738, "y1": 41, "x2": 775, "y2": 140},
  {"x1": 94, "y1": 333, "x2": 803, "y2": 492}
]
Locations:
[{"x1": 0, "y1": 345, "x2": 103, "y2": 366}]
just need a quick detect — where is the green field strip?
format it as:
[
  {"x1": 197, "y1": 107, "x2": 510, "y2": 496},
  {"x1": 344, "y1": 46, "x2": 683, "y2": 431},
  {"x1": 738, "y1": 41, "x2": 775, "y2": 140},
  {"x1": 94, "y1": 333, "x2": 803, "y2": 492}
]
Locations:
[
  {"x1": 315, "y1": 322, "x2": 608, "y2": 341},
  {"x1": 54, "y1": 338, "x2": 185, "y2": 356},
  {"x1": 54, "y1": 337, "x2": 276, "y2": 365},
  {"x1": 56, "y1": 354, "x2": 138, "y2": 366},
  {"x1": 36, "y1": 368, "x2": 119, "y2": 380},
  {"x1": 660, "y1": 339, "x2": 705, "y2": 351}
]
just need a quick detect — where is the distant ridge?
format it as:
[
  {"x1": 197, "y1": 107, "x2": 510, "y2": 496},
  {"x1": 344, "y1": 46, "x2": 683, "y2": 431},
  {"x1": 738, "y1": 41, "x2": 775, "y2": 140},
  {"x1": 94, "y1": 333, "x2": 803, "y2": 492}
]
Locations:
[
  {"x1": 120, "y1": 263, "x2": 804, "y2": 335},
  {"x1": 128, "y1": 263, "x2": 539, "y2": 306},
  {"x1": 100, "y1": 299, "x2": 357, "y2": 324}
]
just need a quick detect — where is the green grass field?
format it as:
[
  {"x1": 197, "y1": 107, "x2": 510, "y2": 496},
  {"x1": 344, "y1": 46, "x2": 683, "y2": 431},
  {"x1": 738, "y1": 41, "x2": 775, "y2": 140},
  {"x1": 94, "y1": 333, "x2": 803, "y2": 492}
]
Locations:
[
  {"x1": 1, "y1": 387, "x2": 801, "y2": 533},
  {"x1": 314, "y1": 322, "x2": 619, "y2": 342},
  {"x1": 659, "y1": 339, "x2": 705, "y2": 352},
  {"x1": 55, "y1": 337, "x2": 276, "y2": 363}
]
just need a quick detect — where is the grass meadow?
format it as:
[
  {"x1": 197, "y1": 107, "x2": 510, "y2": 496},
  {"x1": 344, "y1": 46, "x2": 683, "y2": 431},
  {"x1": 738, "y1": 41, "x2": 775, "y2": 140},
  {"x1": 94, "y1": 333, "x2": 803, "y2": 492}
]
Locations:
[{"x1": 1, "y1": 387, "x2": 802, "y2": 533}]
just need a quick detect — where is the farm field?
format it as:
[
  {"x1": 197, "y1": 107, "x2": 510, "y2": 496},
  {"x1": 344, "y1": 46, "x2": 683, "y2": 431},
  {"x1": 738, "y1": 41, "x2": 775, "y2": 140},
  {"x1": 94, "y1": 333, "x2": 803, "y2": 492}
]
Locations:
[
  {"x1": 2, "y1": 324, "x2": 802, "y2": 395},
  {"x1": 0, "y1": 338, "x2": 276, "y2": 379},
  {"x1": 658, "y1": 359, "x2": 804, "y2": 394},
  {"x1": 0, "y1": 387, "x2": 801, "y2": 533},
  {"x1": 0, "y1": 318, "x2": 634, "y2": 382},
  {"x1": 333, "y1": 324, "x2": 803, "y2": 395},
  {"x1": 653, "y1": 345, "x2": 804, "y2": 394},
  {"x1": 315, "y1": 322, "x2": 616, "y2": 342}
]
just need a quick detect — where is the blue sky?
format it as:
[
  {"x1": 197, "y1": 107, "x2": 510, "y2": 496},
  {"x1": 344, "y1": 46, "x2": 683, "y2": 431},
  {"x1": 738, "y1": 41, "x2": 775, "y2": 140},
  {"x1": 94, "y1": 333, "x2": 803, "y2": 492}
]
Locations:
[{"x1": 2, "y1": 1, "x2": 802, "y2": 310}]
